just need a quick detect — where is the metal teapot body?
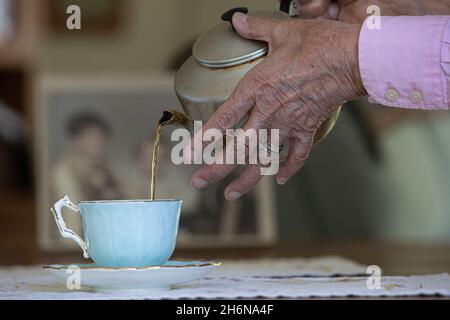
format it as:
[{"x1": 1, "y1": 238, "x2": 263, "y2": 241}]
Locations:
[
  {"x1": 174, "y1": 7, "x2": 340, "y2": 144},
  {"x1": 175, "y1": 55, "x2": 263, "y2": 123}
]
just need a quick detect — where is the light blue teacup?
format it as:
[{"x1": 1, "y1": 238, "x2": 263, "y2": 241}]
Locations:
[{"x1": 51, "y1": 195, "x2": 182, "y2": 267}]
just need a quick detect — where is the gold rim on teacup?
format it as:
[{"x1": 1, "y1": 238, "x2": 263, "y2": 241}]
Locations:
[{"x1": 78, "y1": 199, "x2": 181, "y2": 204}]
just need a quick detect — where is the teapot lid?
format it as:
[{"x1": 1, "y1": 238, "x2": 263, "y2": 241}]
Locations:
[{"x1": 192, "y1": 8, "x2": 288, "y2": 68}]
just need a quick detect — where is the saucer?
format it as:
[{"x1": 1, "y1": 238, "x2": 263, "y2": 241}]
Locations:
[{"x1": 43, "y1": 261, "x2": 220, "y2": 292}]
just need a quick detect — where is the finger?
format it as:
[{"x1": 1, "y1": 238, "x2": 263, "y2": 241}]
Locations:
[
  {"x1": 276, "y1": 136, "x2": 313, "y2": 185},
  {"x1": 232, "y1": 12, "x2": 276, "y2": 42},
  {"x1": 224, "y1": 164, "x2": 263, "y2": 201},
  {"x1": 223, "y1": 112, "x2": 291, "y2": 200},
  {"x1": 190, "y1": 109, "x2": 266, "y2": 190},
  {"x1": 191, "y1": 162, "x2": 236, "y2": 190},
  {"x1": 184, "y1": 78, "x2": 255, "y2": 164},
  {"x1": 202, "y1": 80, "x2": 255, "y2": 134},
  {"x1": 298, "y1": 0, "x2": 330, "y2": 18}
]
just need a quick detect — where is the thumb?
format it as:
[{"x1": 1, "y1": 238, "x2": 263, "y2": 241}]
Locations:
[{"x1": 232, "y1": 12, "x2": 273, "y2": 42}]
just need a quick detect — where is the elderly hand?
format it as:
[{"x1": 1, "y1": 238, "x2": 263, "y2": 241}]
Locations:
[
  {"x1": 297, "y1": 0, "x2": 450, "y2": 23},
  {"x1": 189, "y1": 13, "x2": 366, "y2": 201}
]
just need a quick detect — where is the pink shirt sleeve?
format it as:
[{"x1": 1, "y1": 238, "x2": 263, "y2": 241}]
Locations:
[{"x1": 359, "y1": 16, "x2": 450, "y2": 110}]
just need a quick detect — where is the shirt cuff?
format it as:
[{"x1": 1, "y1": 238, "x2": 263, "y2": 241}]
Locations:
[{"x1": 359, "y1": 16, "x2": 450, "y2": 110}]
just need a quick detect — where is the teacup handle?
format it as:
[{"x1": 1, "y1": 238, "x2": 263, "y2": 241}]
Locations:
[{"x1": 50, "y1": 195, "x2": 89, "y2": 258}]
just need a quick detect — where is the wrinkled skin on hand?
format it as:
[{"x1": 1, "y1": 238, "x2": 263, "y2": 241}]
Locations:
[
  {"x1": 189, "y1": 13, "x2": 366, "y2": 201},
  {"x1": 298, "y1": 0, "x2": 450, "y2": 22}
]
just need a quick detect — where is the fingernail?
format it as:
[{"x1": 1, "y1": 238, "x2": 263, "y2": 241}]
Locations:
[
  {"x1": 226, "y1": 191, "x2": 242, "y2": 202},
  {"x1": 192, "y1": 179, "x2": 208, "y2": 190},
  {"x1": 233, "y1": 12, "x2": 247, "y2": 23},
  {"x1": 328, "y1": 3, "x2": 340, "y2": 20},
  {"x1": 277, "y1": 177, "x2": 287, "y2": 185}
]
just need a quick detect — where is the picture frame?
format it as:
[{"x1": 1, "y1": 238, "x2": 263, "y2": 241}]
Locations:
[
  {"x1": 0, "y1": 0, "x2": 15, "y2": 45},
  {"x1": 35, "y1": 73, "x2": 278, "y2": 252}
]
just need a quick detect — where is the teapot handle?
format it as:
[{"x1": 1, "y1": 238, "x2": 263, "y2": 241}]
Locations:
[{"x1": 221, "y1": 7, "x2": 249, "y2": 31}]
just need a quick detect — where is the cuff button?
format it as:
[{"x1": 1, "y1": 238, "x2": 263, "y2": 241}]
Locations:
[
  {"x1": 385, "y1": 88, "x2": 400, "y2": 101},
  {"x1": 410, "y1": 90, "x2": 423, "y2": 103}
]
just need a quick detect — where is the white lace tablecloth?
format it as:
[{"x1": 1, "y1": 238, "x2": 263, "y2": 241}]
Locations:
[{"x1": 1, "y1": 256, "x2": 449, "y2": 299}]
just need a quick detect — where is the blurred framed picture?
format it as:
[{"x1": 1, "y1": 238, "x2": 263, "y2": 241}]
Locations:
[
  {"x1": 48, "y1": 0, "x2": 125, "y2": 34},
  {"x1": 0, "y1": 0, "x2": 15, "y2": 45},
  {"x1": 35, "y1": 73, "x2": 278, "y2": 252}
]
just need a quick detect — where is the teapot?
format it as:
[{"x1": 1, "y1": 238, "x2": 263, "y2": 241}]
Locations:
[{"x1": 174, "y1": 4, "x2": 341, "y2": 144}]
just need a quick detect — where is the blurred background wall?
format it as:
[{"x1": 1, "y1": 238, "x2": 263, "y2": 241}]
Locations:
[{"x1": 43, "y1": 0, "x2": 276, "y2": 73}]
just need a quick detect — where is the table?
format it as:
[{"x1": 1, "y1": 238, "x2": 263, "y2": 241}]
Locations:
[
  {"x1": 21, "y1": 241, "x2": 450, "y2": 276},
  {"x1": 1, "y1": 242, "x2": 450, "y2": 299}
]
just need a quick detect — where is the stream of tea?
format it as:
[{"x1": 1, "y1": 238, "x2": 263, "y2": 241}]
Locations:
[
  {"x1": 150, "y1": 110, "x2": 192, "y2": 200},
  {"x1": 150, "y1": 123, "x2": 163, "y2": 200}
]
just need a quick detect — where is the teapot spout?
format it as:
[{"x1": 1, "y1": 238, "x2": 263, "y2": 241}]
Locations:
[{"x1": 159, "y1": 110, "x2": 193, "y2": 130}]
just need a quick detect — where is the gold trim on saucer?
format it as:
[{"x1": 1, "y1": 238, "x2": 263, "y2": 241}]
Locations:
[{"x1": 43, "y1": 261, "x2": 221, "y2": 271}]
